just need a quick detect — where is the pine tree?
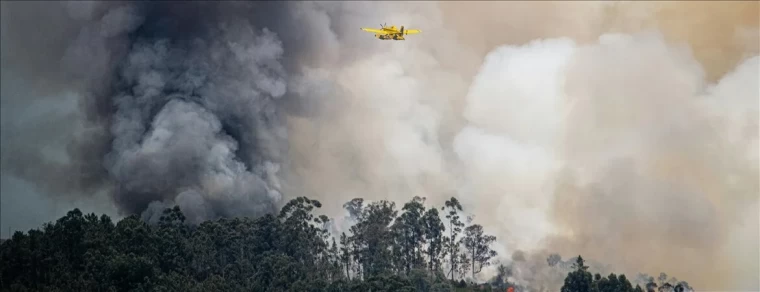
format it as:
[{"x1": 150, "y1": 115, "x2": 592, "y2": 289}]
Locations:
[
  {"x1": 422, "y1": 208, "x2": 445, "y2": 274},
  {"x1": 462, "y1": 224, "x2": 497, "y2": 279},
  {"x1": 560, "y1": 255, "x2": 593, "y2": 292},
  {"x1": 442, "y1": 197, "x2": 465, "y2": 281}
]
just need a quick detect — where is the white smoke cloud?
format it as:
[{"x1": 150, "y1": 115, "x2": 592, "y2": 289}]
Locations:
[
  {"x1": 286, "y1": 6, "x2": 758, "y2": 286},
  {"x1": 452, "y1": 37, "x2": 578, "y2": 251}
]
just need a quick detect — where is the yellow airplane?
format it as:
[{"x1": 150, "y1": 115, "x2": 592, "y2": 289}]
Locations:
[{"x1": 360, "y1": 23, "x2": 421, "y2": 40}]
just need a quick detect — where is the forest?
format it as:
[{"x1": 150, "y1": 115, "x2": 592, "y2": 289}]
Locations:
[{"x1": 0, "y1": 196, "x2": 693, "y2": 292}]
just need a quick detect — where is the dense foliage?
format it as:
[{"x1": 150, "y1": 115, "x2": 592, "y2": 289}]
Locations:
[
  {"x1": 560, "y1": 256, "x2": 695, "y2": 292},
  {"x1": 1, "y1": 196, "x2": 691, "y2": 292}
]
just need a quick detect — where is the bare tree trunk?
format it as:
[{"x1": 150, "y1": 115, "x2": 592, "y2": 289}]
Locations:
[{"x1": 472, "y1": 249, "x2": 475, "y2": 280}]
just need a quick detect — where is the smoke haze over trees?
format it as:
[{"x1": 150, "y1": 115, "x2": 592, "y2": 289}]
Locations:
[
  {"x1": 1, "y1": 1, "x2": 758, "y2": 290},
  {"x1": 0, "y1": 197, "x2": 695, "y2": 292}
]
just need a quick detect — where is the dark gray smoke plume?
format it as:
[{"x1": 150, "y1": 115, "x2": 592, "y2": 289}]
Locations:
[
  {"x1": 107, "y1": 15, "x2": 290, "y2": 223},
  {"x1": 1, "y1": 1, "x2": 314, "y2": 224}
]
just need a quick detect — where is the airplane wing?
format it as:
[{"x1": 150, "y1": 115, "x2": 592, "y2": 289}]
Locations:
[
  {"x1": 361, "y1": 28, "x2": 390, "y2": 34},
  {"x1": 404, "y1": 29, "x2": 421, "y2": 35}
]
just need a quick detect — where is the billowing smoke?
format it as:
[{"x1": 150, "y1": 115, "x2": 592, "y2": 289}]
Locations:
[
  {"x1": 107, "y1": 16, "x2": 292, "y2": 223},
  {"x1": 280, "y1": 2, "x2": 758, "y2": 290},
  {"x1": 2, "y1": 1, "x2": 758, "y2": 290},
  {"x1": 2, "y1": 1, "x2": 297, "y2": 224}
]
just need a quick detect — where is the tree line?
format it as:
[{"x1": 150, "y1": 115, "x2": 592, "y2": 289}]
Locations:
[
  {"x1": 560, "y1": 256, "x2": 694, "y2": 292},
  {"x1": 0, "y1": 196, "x2": 692, "y2": 292}
]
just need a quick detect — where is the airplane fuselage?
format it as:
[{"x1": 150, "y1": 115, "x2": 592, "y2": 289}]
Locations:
[
  {"x1": 377, "y1": 26, "x2": 405, "y2": 40},
  {"x1": 375, "y1": 34, "x2": 405, "y2": 40}
]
